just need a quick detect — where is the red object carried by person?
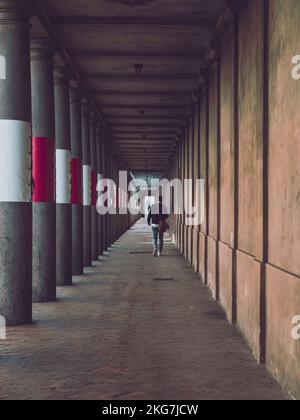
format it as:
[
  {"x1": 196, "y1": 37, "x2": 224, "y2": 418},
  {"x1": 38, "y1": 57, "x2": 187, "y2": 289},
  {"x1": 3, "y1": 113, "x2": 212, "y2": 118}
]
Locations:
[{"x1": 159, "y1": 220, "x2": 169, "y2": 234}]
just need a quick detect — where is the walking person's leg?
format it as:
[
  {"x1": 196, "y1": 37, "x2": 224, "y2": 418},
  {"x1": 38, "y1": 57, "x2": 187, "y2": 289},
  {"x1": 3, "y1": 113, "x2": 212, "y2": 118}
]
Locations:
[
  {"x1": 158, "y1": 232, "x2": 164, "y2": 256},
  {"x1": 152, "y1": 227, "x2": 159, "y2": 257}
]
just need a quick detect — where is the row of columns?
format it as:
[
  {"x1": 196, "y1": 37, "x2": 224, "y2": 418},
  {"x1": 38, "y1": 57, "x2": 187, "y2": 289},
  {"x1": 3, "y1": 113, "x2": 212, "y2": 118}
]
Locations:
[{"x1": 0, "y1": 0, "x2": 131, "y2": 325}]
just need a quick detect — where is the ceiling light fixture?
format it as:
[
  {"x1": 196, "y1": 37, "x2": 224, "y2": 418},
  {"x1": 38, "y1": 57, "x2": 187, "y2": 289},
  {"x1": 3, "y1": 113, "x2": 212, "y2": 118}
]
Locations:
[
  {"x1": 134, "y1": 63, "x2": 143, "y2": 77},
  {"x1": 113, "y1": 0, "x2": 154, "y2": 5},
  {"x1": 139, "y1": 109, "x2": 146, "y2": 119}
]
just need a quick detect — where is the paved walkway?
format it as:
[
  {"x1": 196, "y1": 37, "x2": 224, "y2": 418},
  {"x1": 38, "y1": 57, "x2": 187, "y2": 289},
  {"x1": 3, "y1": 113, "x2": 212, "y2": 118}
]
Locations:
[{"x1": 0, "y1": 220, "x2": 286, "y2": 400}]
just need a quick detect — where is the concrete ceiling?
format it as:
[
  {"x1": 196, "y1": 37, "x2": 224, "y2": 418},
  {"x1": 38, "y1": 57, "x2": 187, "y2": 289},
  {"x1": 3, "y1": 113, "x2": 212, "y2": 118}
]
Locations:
[{"x1": 31, "y1": 0, "x2": 224, "y2": 172}]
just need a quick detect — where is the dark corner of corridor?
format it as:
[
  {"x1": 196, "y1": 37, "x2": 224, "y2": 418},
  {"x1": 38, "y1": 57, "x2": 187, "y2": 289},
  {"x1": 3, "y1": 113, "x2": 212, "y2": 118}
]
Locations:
[{"x1": 0, "y1": 0, "x2": 299, "y2": 404}]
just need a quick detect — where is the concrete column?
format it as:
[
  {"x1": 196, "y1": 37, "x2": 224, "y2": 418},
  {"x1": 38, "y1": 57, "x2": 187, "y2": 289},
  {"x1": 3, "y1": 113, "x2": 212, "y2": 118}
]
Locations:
[
  {"x1": 96, "y1": 123, "x2": 104, "y2": 257},
  {"x1": 30, "y1": 39, "x2": 56, "y2": 303},
  {"x1": 111, "y1": 158, "x2": 115, "y2": 244},
  {"x1": 180, "y1": 128, "x2": 185, "y2": 254},
  {"x1": 102, "y1": 136, "x2": 108, "y2": 252},
  {"x1": 54, "y1": 67, "x2": 72, "y2": 285},
  {"x1": 113, "y1": 161, "x2": 118, "y2": 240},
  {"x1": 81, "y1": 99, "x2": 91, "y2": 267},
  {"x1": 0, "y1": 0, "x2": 33, "y2": 325},
  {"x1": 90, "y1": 113, "x2": 98, "y2": 261},
  {"x1": 106, "y1": 146, "x2": 112, "y2": 248},
  {"x1": 114, "y1": 161, "x2": 119, "y2": 240},
  {"x1": 70, "y1": 87, "x2": 83, "y2": 275}
]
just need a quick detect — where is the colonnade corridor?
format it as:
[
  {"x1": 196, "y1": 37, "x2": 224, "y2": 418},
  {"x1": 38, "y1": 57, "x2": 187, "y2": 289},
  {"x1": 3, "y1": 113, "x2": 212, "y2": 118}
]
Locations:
[
  {"x1": 0, "y1": 0, "x2": 299, "y2": 403},
  {"x1": 0, "y1": 219, "x2": 286, "y2": 400}
]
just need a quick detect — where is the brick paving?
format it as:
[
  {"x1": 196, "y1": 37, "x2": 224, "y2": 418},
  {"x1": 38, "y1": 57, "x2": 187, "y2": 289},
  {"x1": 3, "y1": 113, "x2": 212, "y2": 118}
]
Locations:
[{"x1": 0, "y1": 220, "x2": 287, "y2": 400}]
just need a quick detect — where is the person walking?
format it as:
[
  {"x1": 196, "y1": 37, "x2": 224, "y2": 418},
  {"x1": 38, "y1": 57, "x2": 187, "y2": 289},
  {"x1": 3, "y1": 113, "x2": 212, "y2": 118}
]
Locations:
[{"x1": 147, "y1": 198, "x2": 169, "y2": 257}]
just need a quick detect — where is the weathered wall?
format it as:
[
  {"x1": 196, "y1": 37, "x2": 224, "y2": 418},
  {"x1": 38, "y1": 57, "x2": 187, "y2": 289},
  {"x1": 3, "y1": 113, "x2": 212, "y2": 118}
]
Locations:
[
  {"x1": 220, "y1": 22, "x2": 235, "y2": 249},
  {"x1": 193, "y1": 104, "x2": 200, "y2": 273},
  {"x1": 207, "y1": 66, "x2": 220, "y2": 298},
  {"x1": 171, "y1": 0, "x2": 300, "y2": 399},
  {"x1": 219, "y1": 20, "x2": 236, "y2": 320},
  {"x1": 236, "y1": 0, "x2": 264, "y2": 356},
  {"x1": 200, "y1": 88, "x2": 208, "y2": 237},
  {"x1": 188, "y1": 113, "x2": 194, "y2": 264},
  {"x1": 219, "y1": 242, "x2": 233, "y2": 321},
  {"x1": 208, "y1": 67, "x2": 219, "y2": 240},
  {"x1": 266, "y1": 0, "x2": 300, "y2": 398},
  {"x1": 268, "y1": 0, "x2": 300, "y2": 275},
  {"x1": 199, "y1": 88, "x2": 208, "y2": 284}
]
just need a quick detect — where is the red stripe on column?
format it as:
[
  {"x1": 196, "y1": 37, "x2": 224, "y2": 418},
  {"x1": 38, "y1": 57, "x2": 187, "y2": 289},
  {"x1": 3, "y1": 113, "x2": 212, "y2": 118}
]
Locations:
[
  {"x1": 71, "y1": 158, "x2": 82, "y2": 205},
  {"x1": 32, "y1": 137, "x2": 55, "y2": 203},
  {"x1": 91, "y1": 169, "x2": 97, "y2": 206}
]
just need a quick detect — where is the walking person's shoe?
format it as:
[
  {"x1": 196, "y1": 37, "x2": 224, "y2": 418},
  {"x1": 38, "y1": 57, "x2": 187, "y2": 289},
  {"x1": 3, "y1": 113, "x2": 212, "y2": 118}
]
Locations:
[
  {"x1": 153, "y1": 249, "x2": 158, "y2": 257},
  {"x1": 157, "y1": 251, "x2": 161, "y2": 257}
]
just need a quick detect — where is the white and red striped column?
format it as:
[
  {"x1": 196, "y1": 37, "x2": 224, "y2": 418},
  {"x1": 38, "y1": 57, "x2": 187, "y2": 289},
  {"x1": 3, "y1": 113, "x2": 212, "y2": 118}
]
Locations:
[
  {"x1": 0, "y1": 0, "x2": 32, "y2": 325},
  {"x1": 102, "y1": 136, "x2": 108, "y2": 252},
  {"x1": 0, "y1": 0, "x2": 33, "y2": 325},
  {"x1": 106, "y1": 146, "x2": 112, "y2": 249},
  {"x1": 96, "y1": 123, "x2": 104, "y2": 257},
  {"x1": 54, "y1": 67, "x2": 72, "y2": 285},
  {"x1": 81, "y1": 99, "x2": 92, "y2": 267},
  {"x1": 70, "y1": 87, "x2": 83, "y2": 275},
  {"x1": 30, "y1": 38, "x2": 56, "y2": 303},
  {"x1": 90, "y1": 112, "x2": 98, "y2": 261}
]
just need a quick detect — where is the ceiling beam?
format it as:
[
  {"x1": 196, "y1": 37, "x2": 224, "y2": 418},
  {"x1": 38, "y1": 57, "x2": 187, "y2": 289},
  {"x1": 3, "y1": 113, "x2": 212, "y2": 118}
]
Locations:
[
  {"x1": 124, "y1": 157, "x2": 171, "y2": 159},
  {"x1": 71, "y1": 50, "x2": 206, "y2": 59},
  {"x1": 126, "y1": 153, "x2": 170, "y2": 157},
  {"x1": 110, "y1": 123, "x2": 178, "y2": 128},
  {"x1": 116, "y1": 142, "x2": 174, "y2": 146},
  {"x1": 116, "y1": 141, "x2": 174, "y2": 144},
  {"x1": 112, "y1": 131, "x2": 177, "y2": 136},
  {"x1": 118, "y1": 140, "x2": 174, "y2": 143},
  {"x1": 131, "y1": 168, "x2": 168, "y2": 171},
  {"x1": 130, "y1": 163, "x2": 169, "y2": 165},
  {"x1": 128, "y1": 159, "x2": 169, "y2": 165},
  {"x1": 100, "y1": 104, "x2": 186, "y2": 110},
  {"x1": 128, "y1": 156, "x2": 170, "y2": 159},
  {"x1": 119, "y1": 148, "x2": 173, "y2": 151},
  {"x1": 86, "y1": 73, "x2": 196, "y2": 81},
  {"x1": 54, "y1": 16, "x2": 216, "y2": 27},
  {"x1": 114, "y1": 136, "x2": 174, "y2": 144},
  {"x1": 121, "y1": 148, "x2": 172, "y2": 151},
  {"x1": 117, "y1": 145, "x2": 174, "y2": 149},
  {"x1": 118, "y1": 149, "x2": 174, "y2": 152},
  {"x1": 122, "y1": 154, "x2": 172, "y2": 157},
  {"x1": 128, "y1": 162, "x2": 170, "y2": 166},
  {"x1": 129, "y1": 165, "x2": 169, "y2": 169},
  {"x1": 115, "y1": 136, "x2": 175, "y2": 140},
  {"x1": 106, "y1": 115, "x2": 184, "y2": 121},
  {"x1": 93, "y1": 90, "x2": 190, "y2": 97}
]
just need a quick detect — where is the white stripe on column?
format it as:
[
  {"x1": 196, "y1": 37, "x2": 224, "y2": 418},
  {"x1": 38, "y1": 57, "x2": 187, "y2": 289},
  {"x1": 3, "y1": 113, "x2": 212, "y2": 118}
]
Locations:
[
  {"x1": 56, "y1": 149, "x2": 71, "y2": 204},
  {"x1": 0, "y1": 55, "x2": 6, "y2": 80},
  {"x1": 97, "y1": 173, "x2": 103, "y2": 197},
  {"x1": 0, "y1": 120, "x2": 31, "y2": 202},
  {"x1": 83, "y1": 164, "x2": 91, "y2": 206}
]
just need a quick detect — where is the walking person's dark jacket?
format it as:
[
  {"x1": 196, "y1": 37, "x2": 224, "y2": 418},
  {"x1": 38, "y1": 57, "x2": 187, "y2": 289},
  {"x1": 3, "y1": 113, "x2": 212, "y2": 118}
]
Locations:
[{"x1": 147, "y1": 203, "x2": 168, "y2": 226}]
